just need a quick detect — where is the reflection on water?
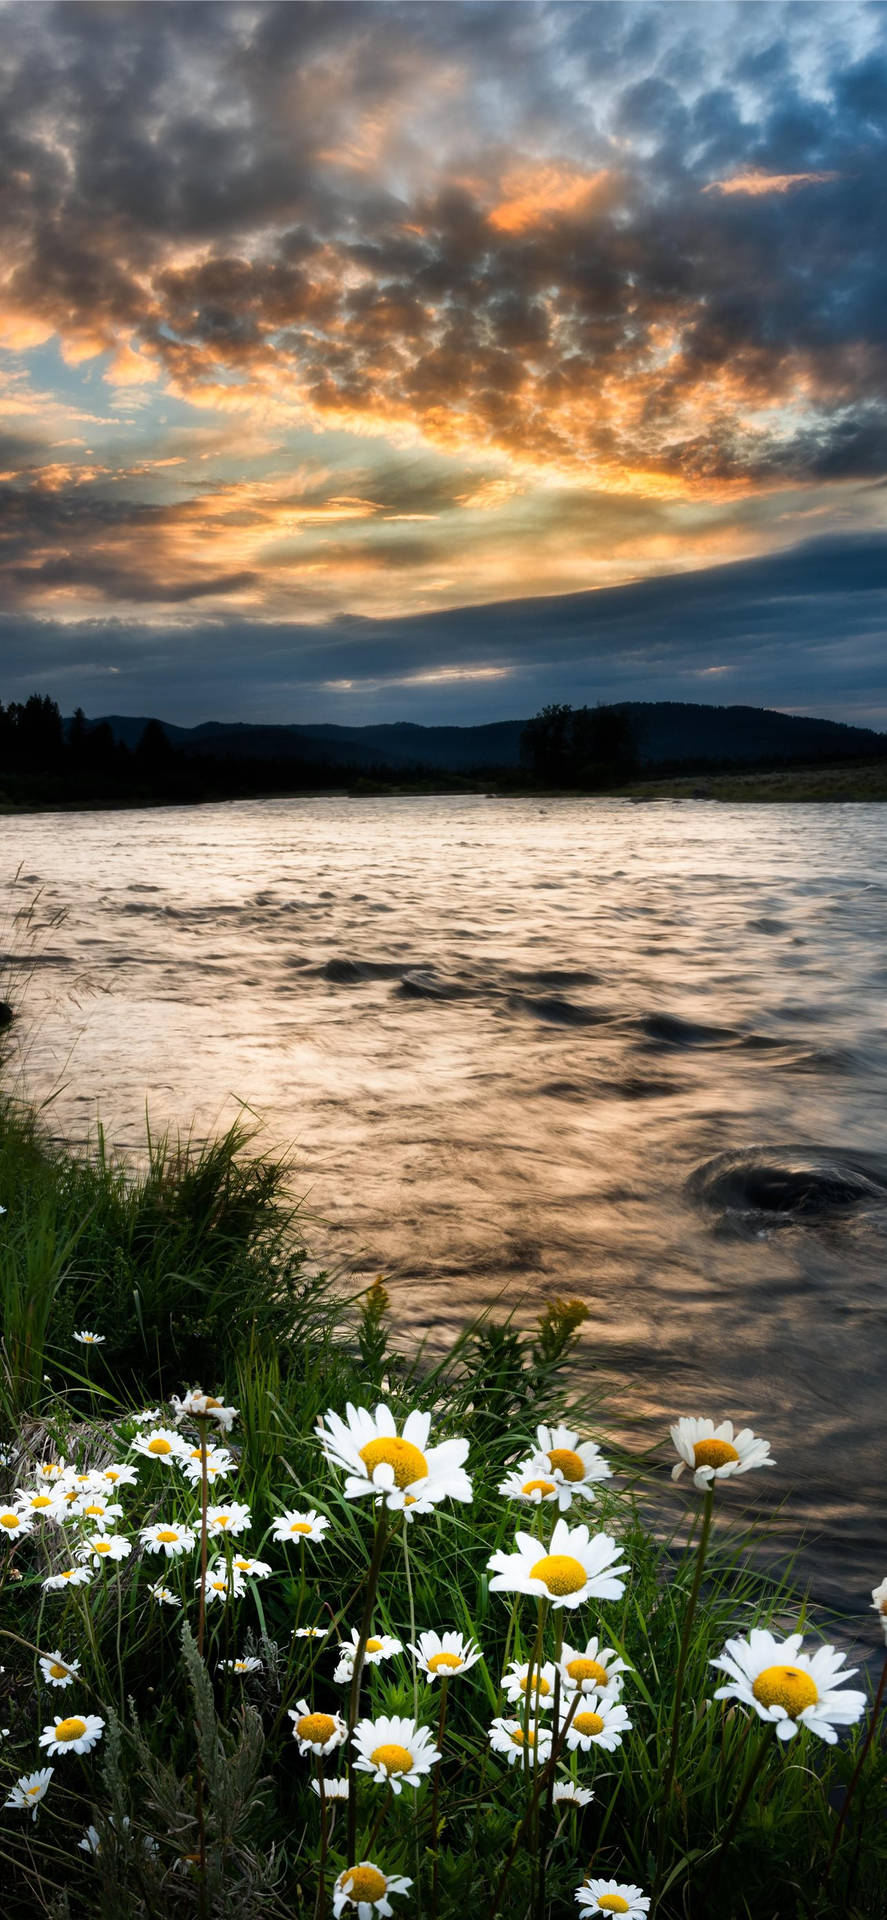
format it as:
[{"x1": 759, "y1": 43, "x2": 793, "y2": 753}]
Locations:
[{"x1": 4, "y1": 795, "x2": 887, "y2": 1613}]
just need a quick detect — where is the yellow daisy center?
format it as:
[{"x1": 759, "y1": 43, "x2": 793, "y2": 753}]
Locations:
[
  {"x1": 566, "y1": 1657, "x2": 609, "y2": 1688},
  {"x1": 214, "y1": 1514, "x2": 231, "y2": 1527},
  {"x1": 597, "y1": 1899, "x2": 630, "y2": 1915},
  {"x1": 523, "y1": 1478, "x2": 557, "y2": 1497},
  {"x1": 156, "y1": 1529, "x2": 180, "y2": 1544},
  {"x1": 547, "y1": 1447, "x2": 586, "y2": 1482},
  {"x1": 289, "y1": 1521, "x2": 312, "y2": 1534},
  {"x1": 692, "y1": 1439, "x2": 739, "y2": 1470},
  {"x1": 359, "y1": 1436, "x2": 429, "y2": 1489},
  {"x1": 518, "y1": 1671, "x2": 551, "y2": 1696},
  {"x1": 93, "y1": 1541, "x2": 112, "y2": 1554},
  {"x1": 370, "y1": 1741, "x2": 415, "y2": 1774},
  {"x1": 147, "y1": 1437, "x2": 172, "y2": 1455},
  {"x1": 365, "y1": 1637, "x2": 384, "y2": 1654},
  {"x1": 573, "y1": 1711, "x2": 605, "y2": 1737},
  {"x1": 48, "y1": 1662, "x2": 70, "y2": 1679},
  {"x1": 296, "y1": 1712, "x2": 337, "y2": 1743},
  {"x1": 1, "y1": 1511, "x2": 21, "y2": 1528},
  {"x1": 26, "y1": 1781, "x2": 45, "y2": 1797},
  {"x1": 427, "y1": 1651, "x2": 463, "y2": 1672},
  {"x1": 752, "y1": 1665, "x2": 818, "y2": 1716},
  {"x1": 529, "y1": 1552, "x2": 587, "y2": 1596},
  {"x1": 55, "y1": 1717, "x2": 87, "y2": 1743},
  {"x1": 83, "y1": 1504, "x2": 105, "y2": 1516},
  {"x1": 31, "y1": 1495, "x2": 53, "y2": 1509},
  {"x1": 105, "y1": 1470, "x2": 121, "y2": 1481},
  {"x1": 510, "y1": 1727, "x2": 535, "y2": 1746},
  {"x1": 344, "y1": 1866, "x2": 387, "y2": 1902}
]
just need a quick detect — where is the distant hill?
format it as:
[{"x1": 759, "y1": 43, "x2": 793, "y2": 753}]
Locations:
[{"x1": 90, "y1": 704, "x2": 886, "y2": 774}]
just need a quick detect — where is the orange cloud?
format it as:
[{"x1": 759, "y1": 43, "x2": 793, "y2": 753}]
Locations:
[
  {"x1": 489, "y1": 164, "x2": 611, "y2": 233},
  {"x1": 705, "y1": 171, "x2": 840, "y2": 196}
]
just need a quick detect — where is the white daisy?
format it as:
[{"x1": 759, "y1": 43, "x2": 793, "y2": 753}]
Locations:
[
  {"x1": 872, "y1": 1578, "x2": 887, "y2": 1643},
  {"x1": 39, "y1": 1711, "x2": 105, "y2": 1757},
  {"x1": 487, "y1": 1518, "x2": 629, "y2": 1609},
  {"x1": 533, "y1": 1424, "x2": 612, "y2": 1506},
  {"x1": 295, "y1": 1625, "x2": 328, "y2": 1640},
  {"x1": 409, "y1": 1630, "x2": 481, "y2": 1682},
  {"x1": 44, "y1": 1565, "x2": 93, "y2": 1590},
  {"x1": 4, "y1": 1768, "x2": 54, "y2": 1819},
  {"x1": 316, "y1": 1403, "x2": 471, "y2": 1513},
  {"x1": 488, "y1": 1716, "x2": 553, "y2": 1767},
  {"x1": 559, "y1": 1637, "x2": 630, "y2": 1701},
  {"x1": 73, "y1": 1331, "x2": 105, "y2": 1346},
  {"x1": 202, "y1": 1569, "x2": 246, "y2": 1604},
  {"x1": 205, "y1": 1501, "x2": 251, "y2": 1537},
  {"x1": 77, "y1": 1532, "x2": 131, "y2": 1566},
  {"x1": 228, "y1": 1552, "x2": 272, "y2": 1580},
  {"x1": 552, "y1": 1781, "x2": 594, "y2": 1809},
  {"x1": 221, "y1": 1656, "x2": 263, "y2": 1674},
  {"x1": 289, "y1": 1698, "x2": 347, "y2": 1756},
  {"x1": 270, "y1": 1508, "x2": 330, "y2": 1543},
  {"x1": 131, "y1": 1408, "x2": 163, "y2": 1425},
  {"x1": 333, "y1": 1861, "x2": 412, "y2": 1918},
  {"x1": 352, "y1": 1714, "x2": 441, "y2": 1793},
  {"x1": 560, "y1": 1696, "x2": 632, "y2": 1753},
  {"x1": 710, "y1": 1628, "x2": 867, "y2": 1743},
  {"x1": 131, "y1": 1428, "x2": 187, "y2": 1465},
  {"x1": 501, "y1": 1660, "x2": 559, "y2": 1711},
  {"x1": 178, "y1": 1446, "x2": 235, "y2": 1485},
  {"x1": 35, "y1": 1458, "x2": 67, "y2": 1481},
  {"x1": 499, "y1": 1461, "x2": 564, "y2": 1507},
  {"x1": 575, "y1": 1878, "x2": 650, "y2": 1916},
  {"x1": 311, "y1": 1775, "x2": 349, "y2": 1800},
  {"x1": 0, "y1": 1506, "x2": 33, "y2": 1539},
  {"x1": 14, "y1": 1489, "x2": 58, "y2": 1519},
  {"x1": 140, "y1": 1520, "x2": 196, "y2": 1557},
  {"x1": 70, "y1": 1494, "x2": 125, "y2": 1524},
  {"x1": 93, "y1": 1462, "x2": 139, "y2": 1490},
  {"x1": 148, "y1": 1581, "x2": 181, "y2": 1606},
  {"x1": 339, "y1": 1628, "x2": 403, "y2": 1665},
  {"x1": 39, "y1": 1651, "x2": 81, "y2": 1688},
  {"x1": 670, "y1": 1418, "x2": 774, "y2": 1491},
  {"x1": 171, "y1": 1389, "x2": 237, "y2": 1432}
]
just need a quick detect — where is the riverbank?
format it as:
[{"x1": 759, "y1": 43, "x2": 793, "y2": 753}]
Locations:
[{"x1": 0, "y1": 1084, "x2": 885, "y2": 1917}]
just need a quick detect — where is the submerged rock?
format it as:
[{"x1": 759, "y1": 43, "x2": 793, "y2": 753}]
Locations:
[
  {"x1": 687, "y1": 1147, "x2": 887, "y2": 1222},
  {"x1": 0, "y1": 1001, "x2": 13, "y2": 1029}
]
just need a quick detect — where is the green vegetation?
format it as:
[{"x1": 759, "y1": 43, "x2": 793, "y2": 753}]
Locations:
[{"x1": 0, "y1": 1088, "x2": 885, "y2": 1918}]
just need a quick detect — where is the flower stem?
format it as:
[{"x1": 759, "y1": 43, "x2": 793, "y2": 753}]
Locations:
[
  {"x1": 347, "y1": 1511, "x2": 389, "y2": 1863},
  {"x1": 825, "y1": 1646, "x2": 887, "y2": 1874},
  {"x1": 431, "y1": 1675, "x2": 449, "y2": 1920},
  {"x1": 194, "y1": 1420, "x2": 210, "y2": 1920},
  {"x1": 313, "y1": 1762, "x2": 328, "y2": 1920},
  {"x1": 654, "y1": 1483, "x2": 715, "y2": 1901},
  {"x1": 701, "y1": 1726, "x2": 771, "y2": 1900},
  {"x1": 535, "y1": 1613, "x2": 564, "y2": 1920}
]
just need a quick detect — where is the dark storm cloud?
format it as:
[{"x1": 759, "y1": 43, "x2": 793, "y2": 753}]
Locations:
[
  {"x1": 2, "y1": 533, "x2": 885, "y2": 727},
  {"x1": 1, "y1": 2, "x2": 886, "y2": 486}
]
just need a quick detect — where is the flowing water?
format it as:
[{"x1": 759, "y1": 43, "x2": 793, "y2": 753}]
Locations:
[{"x1": 4, "y1": 795, "x2": 887, "y2": 1619}]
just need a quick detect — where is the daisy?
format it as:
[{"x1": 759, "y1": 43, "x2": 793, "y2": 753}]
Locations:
[
  {"x1": 4, "y1": 1768, "x2": 54, "y2": 1819},
  {"x1": 553, "y1": 1781, "x2": 594, "y2": 1809},
  {"x1": 171, "y1": 1389, "x2": 237, "y2": 1432},
  {"x1": 44, "y1": 1565, "x2": 93, "y2": 1590},
  {"x1": 131, "y1": 1408, "x2": 163, "y2": 1426},
  {"x1": 710, "y1": 1628, "x2": 867, "y2": 1743},
  {"x1": 316, "y1": 1404, "x2": 471, "y2": 1513},
  {"x1": 131, "y1": 1427, "x2": 187, "y2": 1465},
  {"x1": 39, "y1": 1651, "x2": 80, "y2": 1688},
  {"x1": 311, "y1": 1775, "x2": 349, "y2": 1800},
  {"x1": 872, "y1": 1578, "x2": 887, "y2": 1642},
  {"x1": 0, "y1": 1506, "x2": 33, "y2": 1539},
  {"x1": 352, "y1": 1714, "x2": 441, "y2": 1792},
  {"x1": 77, "y1": 1533, "x2": 132, "y2": 1566},
  {"x1": 70, "y1": 1494, "x2": 125, "y2": 1524},
  {"x1": 333, "y1": 1629, "x2": 403, "y2": 1684},
  {"x1": 270, "y1": 1508, "x2": 330, "y2": 1544},
  {"x1": 221, "y1": 1656, "x2": 263, "y2": 1675},
  {"x1": 15, "y1": 1489, "x2": 58, "y2": 1518},
  {"x1": 148, "y1": 1582, "x2": 181, "y2": 1606},
  {"x1": 140, "y1": 1520, "x2": 196, "y2": 1557},
  {"x1": 333, "y1": 1861, "x2": 412, "y2": 1918},
  {"x1": 501, "y1": 1661, "x2": 559, "y2": 1711},
  {"x1": 205, "y1": 1501, "x2": 251, "y2": 1537},
  {"x1": 39, "y1": 1711, "x2": 105, "y2": 1757},
  {"x1": 202, "y1": 1569, "x2": 246, "y2": 1604},
  {"x1": 409, "y1": 1630, "x2": 481, "y2": 1682},
  {"x1": 35, "y1": 1459, "x2": 67, "y2": 1481},
  {"x1": 73, "y1": 1331, "x2": 105, "y2": 1346},
  {"x1": 488, "y1": 1717, "x2": 553, "y2": 1767},
  {"x1": 228, "y1": 1553, "x2": 272, "y2": 1579},
  {"x1": 488, "y1": 1519, "x2": 629, "y2": 1609},
  {"x1": 575, "y1": 1879, "x2": 650, "y2": 1917},
  {"x1": 560, "y1": 1696, "x2": 632, "y2": 1753},
  {"x1": 533, "y1": 1424, "x2": 612, "y2": 1506},
  {"x1": 289, "y1": 1698, "x2": 347, "y2": 1757},
  {"x1": 178, "y1": 1446, "x2": 235, "y2": 1485},
  {"x1": 96, "y1": 1462, "x2": 139, "y2": 1490},
  {"x1": 560, "y1": 1637, "x2": 630, "y2": 1701},
  {"x1": 499, "y1": 1461, "x2": 564, "y2": 1508},
  {"x1": 295, "y1": 1625, "x2": 328, "y2": 1640},
  {"x1": 670, "y1": 1418, "x2": 774, "y2": 1492}
]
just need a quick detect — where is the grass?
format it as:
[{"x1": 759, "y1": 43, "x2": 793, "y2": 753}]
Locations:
[{"x1": 0, "y1": 1090, "x2": 885, "y2": 1919}]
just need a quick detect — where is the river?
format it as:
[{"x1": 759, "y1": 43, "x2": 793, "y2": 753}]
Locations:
[{"x1": 4, "y1": 795, "x2": 886, "y2": 1621}]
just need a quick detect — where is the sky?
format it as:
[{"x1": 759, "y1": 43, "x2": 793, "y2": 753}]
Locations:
[{"x1": 1, "y1": 0, "x2": 886, "y2": 727}]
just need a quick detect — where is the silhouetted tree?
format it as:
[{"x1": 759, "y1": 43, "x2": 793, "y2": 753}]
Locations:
[{"x1": 521, "y1": 702, "x2": 638, "y2": 787}]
